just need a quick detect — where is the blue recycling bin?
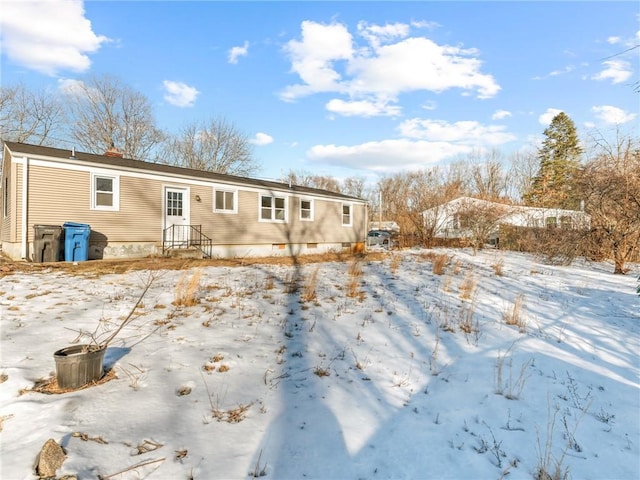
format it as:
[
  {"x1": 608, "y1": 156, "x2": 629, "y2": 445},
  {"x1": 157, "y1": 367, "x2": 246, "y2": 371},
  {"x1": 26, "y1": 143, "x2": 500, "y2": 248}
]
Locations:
[{"x1": 63, "y1": 222, "x2": 91, "y2": 262}]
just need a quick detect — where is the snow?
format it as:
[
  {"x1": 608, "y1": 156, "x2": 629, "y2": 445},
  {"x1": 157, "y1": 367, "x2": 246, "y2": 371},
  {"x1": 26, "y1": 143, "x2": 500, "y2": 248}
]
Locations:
[{"x1": 1, "y1": 248, "x2": 638, "y2": 480}]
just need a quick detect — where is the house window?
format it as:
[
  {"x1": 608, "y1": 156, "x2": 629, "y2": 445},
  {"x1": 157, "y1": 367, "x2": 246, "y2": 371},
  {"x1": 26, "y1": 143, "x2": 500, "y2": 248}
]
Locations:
[
  {"x1": 166, "y1": 191, "x2": 183, "y2": 216},
  {"x1": 546, "y1": 217, "x2": 557, "y2": 228},
  {"x1": 260, "y1": 195, "x2": 287, "y2": 222},
  {"x1": 91, "y1": 174, "x2": 119, "y2": 211},
  {"x1": 214, "y1": 189, "x2": 237, "y2": 213},
  {"x1": 560, "y1": 216, "x2": 572, "y2": 229},
  {"x1": 342, "y1": 203, "x2": 352, "y2": 226},
  {"x1": 300, "y1": 199, "x2": 313, "y2": 221}
]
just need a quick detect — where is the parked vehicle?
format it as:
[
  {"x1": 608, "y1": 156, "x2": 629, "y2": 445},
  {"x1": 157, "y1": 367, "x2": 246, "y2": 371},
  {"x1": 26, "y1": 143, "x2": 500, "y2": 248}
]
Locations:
[{"x1": 367, "y1": 230, "x2": 393, "y2": 248}]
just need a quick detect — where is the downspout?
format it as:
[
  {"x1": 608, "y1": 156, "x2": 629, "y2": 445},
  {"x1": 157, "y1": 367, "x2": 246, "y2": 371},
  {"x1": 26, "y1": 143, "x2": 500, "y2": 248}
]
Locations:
[{"x1": 21, "y1": 156, "x2": 28, "y2": 259}]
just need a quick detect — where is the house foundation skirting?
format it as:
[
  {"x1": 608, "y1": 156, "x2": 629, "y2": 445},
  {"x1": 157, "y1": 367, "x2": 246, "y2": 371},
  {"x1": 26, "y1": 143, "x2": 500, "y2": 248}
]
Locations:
[{"x1": 1, "y1": 241, "x2": 360, "y2": 262}]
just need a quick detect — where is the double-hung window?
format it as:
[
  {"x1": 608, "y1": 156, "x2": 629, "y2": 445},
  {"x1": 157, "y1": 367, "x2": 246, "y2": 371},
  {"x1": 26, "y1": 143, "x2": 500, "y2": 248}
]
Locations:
[
  {"x1": 300, "y1": 198, "x2": 313, "y2": 221},
  {"x1": 260, "y1": 194, "x2": 287, "y2": 222},
  {"x1": 91, "y1": 173, "x2": 119, "y2": 211},
  {"x1": 214, "y1": 188, "x2": 237, "y2": 214},
  {"x1": 342, "y1": 203, "x2": 352, "y2": 226}
]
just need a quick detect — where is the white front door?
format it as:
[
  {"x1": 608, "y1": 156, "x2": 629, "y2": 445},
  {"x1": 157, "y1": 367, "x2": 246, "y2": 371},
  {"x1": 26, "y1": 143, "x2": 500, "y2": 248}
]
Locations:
[{"x1": 164, "y1": 187, "x2": 190, "y2": 244}]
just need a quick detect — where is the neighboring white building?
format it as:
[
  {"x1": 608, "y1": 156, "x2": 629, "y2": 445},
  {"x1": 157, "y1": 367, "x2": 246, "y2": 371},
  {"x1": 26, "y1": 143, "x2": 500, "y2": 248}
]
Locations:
[
  {"x1": 368, "y1": 221, "x2": 400, "y2": 233},
  {"x1": 423, "y1": 196, "x2": 590, "y2": 242}
]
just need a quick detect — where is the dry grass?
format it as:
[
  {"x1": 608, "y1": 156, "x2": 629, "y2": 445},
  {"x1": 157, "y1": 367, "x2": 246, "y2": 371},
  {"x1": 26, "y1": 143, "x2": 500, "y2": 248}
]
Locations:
[
  {"x1": 346, "y1": 259, "x2": 364, "y2": 300},
  {"x1": 504, "y1": 294, "x2": 527, "y2": 331},
  {"x1": 432, "y1": 253, "x2": 449, "y2": 275},
  {"x1": 0, "y1": 414, "x2": 14, "y2": 432},
  {"x1": 314, "y1": 366, "x2": 331, "y2": 377},
  {"x1": 494, "y1": 344, "x2": 531, "y2": 400},
  {"x1": 458, "y1": 301, "x2": 477, "y2": 335},
  {"x1": 491, "y1": 257, "x2": 505, "y2": 276},
  {"x1": 302, "y1": 266, "x2": 320, "y2": 302},
  {"x1": 459, "y1": 273, "x2": 478, "y2": 300},
  {"x1": 19, "y1": 369, "x2": 118, "y2": 395},
  {"x1": 213, "y1": 403, "x2": 253, "y2": 423},
  {"x1": 389, "y1": 255, "x2": 401, "y2": 274},
  {"x1": 0, "y1": 251, "x2": 386, "y2": 278},
  {"x1": 263, "y1": 273, "x2": 275, "y2": 291},
  {"x1": 173, "y1": 270, "x2": 202, "y2": 307}
]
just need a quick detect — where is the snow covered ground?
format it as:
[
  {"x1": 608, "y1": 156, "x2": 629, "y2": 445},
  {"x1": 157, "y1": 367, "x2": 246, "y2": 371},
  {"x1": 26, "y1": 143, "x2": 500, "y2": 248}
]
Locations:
[{"x1": 1, "y1": 248, "x2": 638, "y2": 480}]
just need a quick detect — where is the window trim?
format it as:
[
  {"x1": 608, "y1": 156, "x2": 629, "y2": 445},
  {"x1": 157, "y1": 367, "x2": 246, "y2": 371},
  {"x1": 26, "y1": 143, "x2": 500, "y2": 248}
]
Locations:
[
  {"x1": 299, "y1": 198, "x2": 314, "y2": 222},
  {"x1": 342, "y1": 202, "x2": 353, "y2": 226},
  {"x1": 3, "y1": 177, "x2": 8, "y2": 218},
  {"x1": 259, "y1": 194, "x2": 288, "y2": 223},
  {"x1": 213, "y1": 187, "x2": 238, "y2": 214},
  {"x1": 91, "y1": 173, "x2": 119, "y2": 211}
]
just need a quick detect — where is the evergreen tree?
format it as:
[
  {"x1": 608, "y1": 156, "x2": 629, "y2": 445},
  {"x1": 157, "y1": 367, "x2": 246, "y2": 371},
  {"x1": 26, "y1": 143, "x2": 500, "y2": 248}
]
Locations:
[{"x1": 524, "y1": 112, "x2": 583, "y2": 209}]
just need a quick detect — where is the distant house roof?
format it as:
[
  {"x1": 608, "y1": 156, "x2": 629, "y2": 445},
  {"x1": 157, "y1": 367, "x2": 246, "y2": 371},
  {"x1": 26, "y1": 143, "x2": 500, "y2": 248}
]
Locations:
[
  {"x1": 369, "y1": 221, "x2": 400, "y2": 233},
  {"x1": 424, "y1": 196, "x2": 589, "y2": 218},
  {"x1": 4, "y1": 141, "x2": 365, "y2": 202}
]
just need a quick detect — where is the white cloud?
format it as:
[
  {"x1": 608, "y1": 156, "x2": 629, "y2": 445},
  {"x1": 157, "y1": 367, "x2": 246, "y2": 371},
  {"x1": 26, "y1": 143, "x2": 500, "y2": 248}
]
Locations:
[
  {"x1": 280, "y1": 21, "x2": 354, "y2": 101},
  {"x1": 607, "y1": 36, "x2": 621, "y2": 45},
  {"x1": 162, "y1": 81, "x2": 200, "y2": 107},
  {"x1": 357, "y1": 21, "x2": 410, "y2": 49},
  {"x1": 228, "y1": 41, "x2": 249, "y2": 64},
  {"x1": 549, "y1": 65, "x2": 575, "y2": 76},
  {"x1": 250, "y1": 132, "x2": 274, "y2": 146},
  {"x1": 57, "y1": 78, "x2": 87, "y2": 96},
  {"x1": 307, "y1": 139, "x2": 472, "y2": 174},
  {"x1": 492, "y1": 110, "x2": 512, "y2": 120},
  {"x1": 306, "y1": 117, "x2": 516, "y2": 174},
  {"x1": 421, "y1": 101, "x2": 438, "y2": 111},
  {"x1": 0, "y1": 0, "x2": 109, "y2": 76},
  {"x1": 592, "y1": 105, "x2": 637, "y2": 125},
  {"x1": 398, "y1": 119, "x2": 516, "y2": 145},
  {"x1": 280, "y1": 20, "x2": 500, "y2": 116},
  {"x1": 592, "y1": 60, "x2": 632, "y2": 84},
  {"x1": 539, "y1": 108, "x2": 564, "y2": 125},
  {"x1": 325, "y1": 98, "x2": 401, "y2": 117}
]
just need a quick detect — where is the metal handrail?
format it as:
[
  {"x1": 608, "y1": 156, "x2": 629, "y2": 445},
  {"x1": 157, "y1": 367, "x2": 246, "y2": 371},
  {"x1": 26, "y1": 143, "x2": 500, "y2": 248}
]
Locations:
[{"x1": 162, "y1": 225, "x2": 213, "y2": 258}]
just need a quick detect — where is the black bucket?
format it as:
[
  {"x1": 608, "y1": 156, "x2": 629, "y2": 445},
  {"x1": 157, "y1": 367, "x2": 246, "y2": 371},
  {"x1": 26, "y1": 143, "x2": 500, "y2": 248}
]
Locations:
[{"x1": 53, "y1": 345, "x2": 106, "y2": 389}]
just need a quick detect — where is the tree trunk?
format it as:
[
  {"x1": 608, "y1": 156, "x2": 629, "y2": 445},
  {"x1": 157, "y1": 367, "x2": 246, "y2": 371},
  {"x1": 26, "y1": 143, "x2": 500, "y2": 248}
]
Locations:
[{"x1": 613, "y1": 247, "x2": 626, "y2": 274}]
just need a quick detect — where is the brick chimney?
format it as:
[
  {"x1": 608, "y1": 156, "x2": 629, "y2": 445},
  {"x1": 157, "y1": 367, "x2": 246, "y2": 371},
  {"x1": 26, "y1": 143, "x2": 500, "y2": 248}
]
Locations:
[{"x1": 104, "y1": 143, "x2": 124, "y2": 158}]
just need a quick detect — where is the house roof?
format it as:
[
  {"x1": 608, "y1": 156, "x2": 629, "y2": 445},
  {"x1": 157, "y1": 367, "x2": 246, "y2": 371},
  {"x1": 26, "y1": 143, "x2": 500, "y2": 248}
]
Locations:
[
  {"x1": 424, "y1": 196, "x2": 590, "y2": 217},
  {"x1": 4, "y1": 141, "x2": 365, "y2": 202}
]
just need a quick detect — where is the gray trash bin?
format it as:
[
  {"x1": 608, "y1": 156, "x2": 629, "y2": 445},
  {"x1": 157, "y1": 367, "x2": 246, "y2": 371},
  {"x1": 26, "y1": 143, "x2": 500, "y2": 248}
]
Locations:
[{"x1": 33, "y1": 225, "x2": 63, "y2": 262}]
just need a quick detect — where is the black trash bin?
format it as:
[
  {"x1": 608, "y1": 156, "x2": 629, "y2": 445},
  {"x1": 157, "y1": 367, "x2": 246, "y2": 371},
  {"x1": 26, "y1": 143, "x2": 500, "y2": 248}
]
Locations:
[{"x1": 33, "y1": 225, "x2": 63, "y2": 262}]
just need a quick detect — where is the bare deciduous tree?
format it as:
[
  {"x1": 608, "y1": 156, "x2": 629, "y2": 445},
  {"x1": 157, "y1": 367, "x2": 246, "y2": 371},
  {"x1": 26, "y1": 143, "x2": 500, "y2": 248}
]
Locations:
[
  {"x1": 579, "y1": 132, "x2": 640, "y2": 274},
  {"x1": 341, "y1": 176, "x2": 367, "y2": 198},
  {"x1": 64, "y1": 75, "x2": 164, "y2": 160},
  {"x1": 281, "y1": 170, "x2": 342, "y2": 192},
  {"x1": 507, "y1": 148, "x2": 539, "y2": 202},
  {"x1": 470, "y1": 155, "x2": 509, "y2": 201},
  {"x1": 0, "y1": 83, "x2": 66, "y2": 145},
  {"x1": 455, "y1": 198, "x2": 511, "y2": 253},
  {"x1": 160, "y1": 117, "x2": 258, "y2": 176}
]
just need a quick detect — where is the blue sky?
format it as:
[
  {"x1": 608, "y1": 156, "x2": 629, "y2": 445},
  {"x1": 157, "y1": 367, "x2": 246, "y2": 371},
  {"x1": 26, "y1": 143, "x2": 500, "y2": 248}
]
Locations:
[{"x1": 1, "y1": 1, "x2": 638, "y2": 182}]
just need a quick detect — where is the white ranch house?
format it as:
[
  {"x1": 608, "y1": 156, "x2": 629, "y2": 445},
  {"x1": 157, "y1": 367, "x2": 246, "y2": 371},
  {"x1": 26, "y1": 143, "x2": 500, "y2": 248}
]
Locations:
[{"x1": 423, "y1": 196, "x2": 591, "y2": 243}]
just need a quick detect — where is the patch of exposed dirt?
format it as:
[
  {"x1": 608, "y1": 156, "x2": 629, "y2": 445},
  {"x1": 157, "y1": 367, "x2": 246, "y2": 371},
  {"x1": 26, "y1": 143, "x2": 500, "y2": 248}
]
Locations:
[{"x1": 0, "y1": 251, "x2": 389, "y2": 277}]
